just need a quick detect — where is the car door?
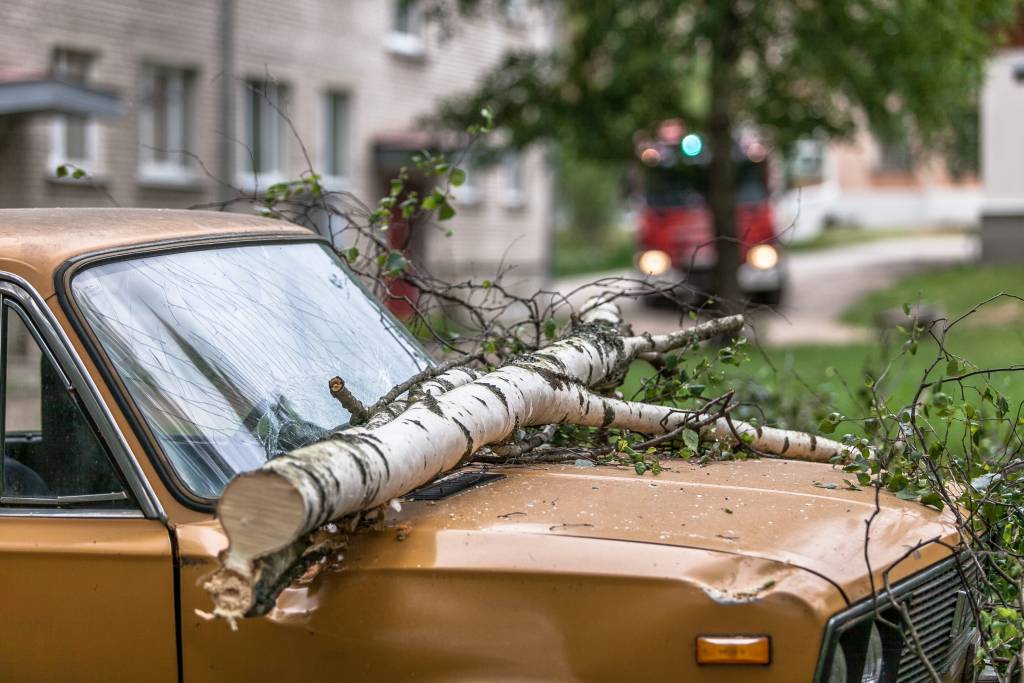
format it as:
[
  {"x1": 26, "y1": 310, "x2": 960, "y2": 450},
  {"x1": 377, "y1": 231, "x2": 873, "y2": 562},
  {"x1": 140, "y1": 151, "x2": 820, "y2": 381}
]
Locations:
[{"x1": 0, "y1": 283, "x2": 177, "y2": 682}]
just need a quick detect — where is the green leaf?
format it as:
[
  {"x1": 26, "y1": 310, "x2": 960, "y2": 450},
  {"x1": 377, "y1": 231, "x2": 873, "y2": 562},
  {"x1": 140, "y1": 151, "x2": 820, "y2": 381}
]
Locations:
[
  {"x1": 56, "y1": 164, "x2": 68, "y2": 178},
  {"x1": 383, "y1": 250, "x2": 407, "y2": 276},
  {"x1": 919, "y1": 491, "x2": 944, "y2": 511},
  {"x1": 543, "y1": 319, "x2": 557, "y2": 340},
  {"x1": 813, "y1": 482, "x2": 838, "y2": 490},
  {"x1": 438, "y1": 202, "x2": 456, "y2": 220},
  {"x1": 634, "y1": 462, "x2": 647, "y2": 475},
  {"x1": 345, "y1": 247, "x2": 359, "y2": 263},
  {"x1": 682, "y1": 429, "x2": 699, "y2": 452},
  {"x1": 71, "y1": 168, "x2": 86, "y2": 179},
  {"x1": 971, "y1": 472, "x2": 1001, "y2": 492},
  {"x1": 894, "y1": 487, "x2": 920, "y2": 501},
  {"x1": 450, "y1": 168, "x2": 466, "y2": 187}
]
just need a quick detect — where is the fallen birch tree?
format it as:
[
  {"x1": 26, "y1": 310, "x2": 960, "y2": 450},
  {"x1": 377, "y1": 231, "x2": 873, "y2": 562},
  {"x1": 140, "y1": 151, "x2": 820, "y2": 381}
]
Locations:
[{"x1": 204, "y1": 301, "x2": 858, "y2": 626}]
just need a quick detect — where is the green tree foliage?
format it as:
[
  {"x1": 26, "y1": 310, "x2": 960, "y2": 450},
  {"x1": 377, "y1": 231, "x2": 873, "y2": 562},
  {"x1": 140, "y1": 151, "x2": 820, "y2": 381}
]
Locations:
[
  {"x1": 557, "y1": 153, "x2": 621, "y2": 237},
  {"x1": 427, "y1": 0, "x2": 1022, "y2": 300}
]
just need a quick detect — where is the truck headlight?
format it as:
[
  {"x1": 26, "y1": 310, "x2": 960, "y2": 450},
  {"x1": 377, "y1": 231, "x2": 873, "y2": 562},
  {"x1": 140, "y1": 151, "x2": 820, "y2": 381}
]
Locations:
[
  {"x1": 746, "y1": 244, "x2": 779, "y2": 270},
  {"x1": 637, "y1": 249, "x2": 672, "y2": 276}
]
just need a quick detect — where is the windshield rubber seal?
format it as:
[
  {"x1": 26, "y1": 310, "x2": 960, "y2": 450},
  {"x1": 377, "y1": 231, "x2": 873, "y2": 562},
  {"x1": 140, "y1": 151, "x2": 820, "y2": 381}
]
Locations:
[{"x1": 55, "y1": 230, "x2": 329, "y2": 514}]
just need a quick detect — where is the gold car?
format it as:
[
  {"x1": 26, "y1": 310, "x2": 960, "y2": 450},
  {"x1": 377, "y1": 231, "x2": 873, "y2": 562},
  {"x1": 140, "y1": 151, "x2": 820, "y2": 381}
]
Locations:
[{"x1": 0, "y1": 209, "x2": 974, "y2": 682}]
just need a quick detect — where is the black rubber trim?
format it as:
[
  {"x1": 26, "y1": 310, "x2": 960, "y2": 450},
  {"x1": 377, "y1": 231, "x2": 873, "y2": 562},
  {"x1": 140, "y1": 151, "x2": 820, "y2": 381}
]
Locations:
[
  {"x1": 405, "y1": 471, "x2": 505, "y2": 501},
  {"x1": 54, "y1": 230, "x2": 326, "y2": 513},
  {"x1": 168, "y1": 525, "x2": 184, "y2": 683}
]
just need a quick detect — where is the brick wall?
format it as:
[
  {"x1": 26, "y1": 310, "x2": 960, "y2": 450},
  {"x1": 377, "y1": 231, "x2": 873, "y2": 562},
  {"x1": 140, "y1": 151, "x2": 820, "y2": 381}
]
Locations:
[{"x1": 0, "y1": 0, "x2": 555, "y2": 281}]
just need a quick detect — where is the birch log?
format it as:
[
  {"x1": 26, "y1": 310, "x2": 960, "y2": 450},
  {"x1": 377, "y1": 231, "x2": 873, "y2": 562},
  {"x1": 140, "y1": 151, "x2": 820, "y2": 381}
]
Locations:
[{"x1": 205, "y1": 305, "x2": 852, "y2": 623}]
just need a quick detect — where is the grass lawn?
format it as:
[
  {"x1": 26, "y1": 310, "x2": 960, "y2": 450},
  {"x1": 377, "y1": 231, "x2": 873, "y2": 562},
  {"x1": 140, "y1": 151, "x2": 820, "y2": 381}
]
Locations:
[
  {"x1": 552, "y1": 228, "x2": 635, "y2": 277},
  {"x1": 782, "y1": 226, "x2": 969, "y2": 253},
  {"x1": 842, "y1": 264, "x2": 1024, "y2": 327},
  {"x1": 625, "y1": 263, "x2": 1024, "y2": 432}
]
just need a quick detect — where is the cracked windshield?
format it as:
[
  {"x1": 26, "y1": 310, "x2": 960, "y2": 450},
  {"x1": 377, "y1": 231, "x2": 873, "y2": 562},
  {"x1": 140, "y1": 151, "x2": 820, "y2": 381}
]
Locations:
[{"x1": 71, "y1": 241, "x2": 430, "y2": 498}]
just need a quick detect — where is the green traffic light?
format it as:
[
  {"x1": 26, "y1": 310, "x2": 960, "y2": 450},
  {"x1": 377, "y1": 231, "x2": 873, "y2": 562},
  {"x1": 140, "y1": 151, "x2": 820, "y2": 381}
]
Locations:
[{"x1": 681, "y1": 134, "x2": 703, "y2": 157}]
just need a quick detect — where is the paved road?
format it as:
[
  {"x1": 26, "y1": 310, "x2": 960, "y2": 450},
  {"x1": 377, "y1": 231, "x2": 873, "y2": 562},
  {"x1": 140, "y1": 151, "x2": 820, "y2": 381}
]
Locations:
[{"x1": 551, "y1": 234, "x2": 979, "y2": 346}]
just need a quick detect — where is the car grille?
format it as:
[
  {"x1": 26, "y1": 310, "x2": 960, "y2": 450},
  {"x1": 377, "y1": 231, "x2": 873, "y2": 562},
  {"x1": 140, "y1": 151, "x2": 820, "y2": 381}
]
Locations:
[
  {"x1": 895, "y1": 553, "x2": 981, "y2": 683},
  {"x1": 814, "y1": 552, "x2": 981, "y2": 683}
]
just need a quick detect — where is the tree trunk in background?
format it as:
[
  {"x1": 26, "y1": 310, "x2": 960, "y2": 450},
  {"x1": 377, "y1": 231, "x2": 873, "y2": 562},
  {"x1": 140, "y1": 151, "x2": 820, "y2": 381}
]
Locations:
[{"x1": 708, "y1": 1, "x2": 742, "y2": 310}]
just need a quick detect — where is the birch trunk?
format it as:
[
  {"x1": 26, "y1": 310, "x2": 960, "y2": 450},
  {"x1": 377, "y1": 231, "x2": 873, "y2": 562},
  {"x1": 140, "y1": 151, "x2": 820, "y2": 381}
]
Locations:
[{"x1": 206, "y1": 306, "x2": 851, "y2": 623}]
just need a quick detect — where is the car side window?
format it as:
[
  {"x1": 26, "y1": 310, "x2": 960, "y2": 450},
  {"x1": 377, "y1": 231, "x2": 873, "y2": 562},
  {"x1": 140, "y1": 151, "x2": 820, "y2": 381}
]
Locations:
[{"x1": 1, "y1": 301, "x2": 133, "y2": 509}]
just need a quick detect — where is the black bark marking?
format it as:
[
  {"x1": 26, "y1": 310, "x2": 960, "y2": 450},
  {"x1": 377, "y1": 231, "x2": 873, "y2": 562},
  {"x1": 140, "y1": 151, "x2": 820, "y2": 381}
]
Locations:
[
  {"x1": 810, "y1": 434, "x2": 817, "y2": 451},
  {"x1": 474, "y1": 396, "x2": 488, "y2": 408},
  {"x1": 348, "y1": 449, "x2": 368, "y2": 486},
  {"x1": 479, "y1": 381, "x2": 509, "y2": 408},
  {"x1": 452, "y1": 417, "x2": 475, "y2": 460},
  {"x1": 601, "y1": 401, "x2": 615, "y2": 428},
  {"x1": 781, "y1": 436, "x2": 790, "y2": 454},
  {"x1": 419, "y1": 394, "x2": 444, "y2": 417}
]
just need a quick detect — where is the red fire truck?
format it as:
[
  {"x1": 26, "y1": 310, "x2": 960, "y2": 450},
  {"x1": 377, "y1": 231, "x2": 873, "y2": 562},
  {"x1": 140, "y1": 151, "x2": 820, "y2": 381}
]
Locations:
[{"x1": 634, "y1": 125, "x2": 785, "y2": 306}]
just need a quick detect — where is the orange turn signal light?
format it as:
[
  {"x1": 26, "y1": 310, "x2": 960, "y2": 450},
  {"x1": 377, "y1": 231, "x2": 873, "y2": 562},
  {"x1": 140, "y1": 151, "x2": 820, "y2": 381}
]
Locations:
[{"x1": 696, "y1": 635, "x2": 771, "y2": 665}]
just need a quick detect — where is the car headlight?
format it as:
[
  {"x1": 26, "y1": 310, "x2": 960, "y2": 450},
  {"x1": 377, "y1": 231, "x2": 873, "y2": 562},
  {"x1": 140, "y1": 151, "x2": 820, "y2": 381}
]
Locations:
[
  {"x1": 827, "y1": 643, "x2": 848, "y2": 683},
  {"x1": 637, "y1": 249, "x2": 672, "y2": 276},
  {"x1": 861, "y1": 623, "x2": 884, "y2": 682},
  {"x1": 746, "y1": 244, "x2": 779, "y2": 270}
]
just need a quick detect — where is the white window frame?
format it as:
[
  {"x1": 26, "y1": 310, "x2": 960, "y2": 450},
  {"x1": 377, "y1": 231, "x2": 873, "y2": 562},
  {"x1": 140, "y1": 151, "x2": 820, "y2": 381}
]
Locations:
[
  {"x1": 501, "y1": 150, "x2": 526, "y2": 209},
  {"x1": 48, "y1": 49, "x2": 101, "y2": 178},
  {"x1": 321, "y1": 91, "x2": 352, "y2": 191},
  {"x1": 137, "y1": 64, "x2": 198, "y2": 188},
  {"x1": 385, "y1": 0, "x2": 426, "y2": 59},
  {"x1": 238, "y1": 78, "x2": 289, "y2": 190}
]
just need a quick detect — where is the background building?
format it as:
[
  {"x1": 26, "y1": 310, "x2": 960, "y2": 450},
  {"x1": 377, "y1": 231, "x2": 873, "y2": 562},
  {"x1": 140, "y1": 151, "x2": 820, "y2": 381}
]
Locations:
[
  {"x1": 980, "y1": 16, "x2": 1024, "y2": 262},
  {"x1": 776, "y1": 132, "x2": 980, "y2": 243},
  {"x1": 0, "y1": 0, "x2": 555, "y2": 284}
]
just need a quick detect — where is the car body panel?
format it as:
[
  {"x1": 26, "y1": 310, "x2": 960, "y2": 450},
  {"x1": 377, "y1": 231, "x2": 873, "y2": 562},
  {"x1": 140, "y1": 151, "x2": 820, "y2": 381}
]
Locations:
[
  {"x1": 0, "y1": 516, "x2": 177, "y2": 682},
  {"x1": 175, "y1": 460, "x2": 959, "y2": 682},
  {"x1": 0, "y1": 207, "x2": 310, "y2": 299},
  {"x1": 178, "y1": 518, "x2": 839, "y2": 682}
]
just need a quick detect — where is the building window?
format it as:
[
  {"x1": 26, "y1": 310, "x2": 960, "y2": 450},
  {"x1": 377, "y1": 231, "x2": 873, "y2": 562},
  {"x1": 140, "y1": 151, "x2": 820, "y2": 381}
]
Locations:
[
  {"x1": 322, "y1": 91, "x2": 351, "y2": 184},
  {"x1": 788, "y1": 138, "x2": 825, "y2": 187},
  {"x1": 502, "y1": 150, "x2": 526, "y2": 208},
  {"x1": 385, "y1": 0, "x2": 426, "y2": 59},
  {"x1": 49, "y1": 48, "x2": 99, "y2": 174},
  {"x1": 138, "y1": 65, "x2": 196, "y2": 185},
  {"x1": 876, "y1": 137, "x2": 913, "y2": 175},
  {"x1": 242, "y1": 78, "x2": 288, "y2": 184},
  {"x1": 502, "y1": 0, "x2": 529, "y2": 26}
]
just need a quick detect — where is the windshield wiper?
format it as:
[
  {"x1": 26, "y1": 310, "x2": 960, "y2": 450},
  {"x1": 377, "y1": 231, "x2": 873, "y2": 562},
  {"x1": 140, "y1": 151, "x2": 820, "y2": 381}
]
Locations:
[{"x1": 0, "y1": 491, "x2": 128, "y2": 506}]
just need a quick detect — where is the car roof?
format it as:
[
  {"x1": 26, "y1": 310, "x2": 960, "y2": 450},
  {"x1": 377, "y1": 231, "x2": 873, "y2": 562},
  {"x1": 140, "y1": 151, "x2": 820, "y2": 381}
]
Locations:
[{"x1": 0, "y1": 208, "x2": 315, "y2": 298}]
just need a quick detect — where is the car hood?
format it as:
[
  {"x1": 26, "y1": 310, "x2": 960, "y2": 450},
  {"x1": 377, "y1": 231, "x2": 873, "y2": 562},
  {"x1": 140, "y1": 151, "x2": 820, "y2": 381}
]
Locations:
[
  {"x1": 175, "y1": 458, "x2": 961, "y2": 680},
  {"x1": 392, "y1": 458, "x2": 960, "y2": 603}
]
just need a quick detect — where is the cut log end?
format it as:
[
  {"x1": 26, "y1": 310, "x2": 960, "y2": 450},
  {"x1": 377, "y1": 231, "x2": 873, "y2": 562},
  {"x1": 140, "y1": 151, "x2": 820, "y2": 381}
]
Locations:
[{"x1": 218, "y1": 471, "x2": 309, "y2": 567}]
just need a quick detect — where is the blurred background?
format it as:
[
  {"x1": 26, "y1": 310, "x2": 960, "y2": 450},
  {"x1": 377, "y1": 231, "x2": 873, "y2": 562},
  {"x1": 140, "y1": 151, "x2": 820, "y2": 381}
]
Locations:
[{"x1": 2, "y1": 0, "x2": 1024, "y2": 407}]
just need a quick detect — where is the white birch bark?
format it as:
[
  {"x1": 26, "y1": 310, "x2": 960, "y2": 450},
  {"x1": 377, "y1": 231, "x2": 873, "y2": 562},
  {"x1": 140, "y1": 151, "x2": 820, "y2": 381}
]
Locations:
[{"x1": 206, "y1": 305, "x2": 849, "y2": 623}]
